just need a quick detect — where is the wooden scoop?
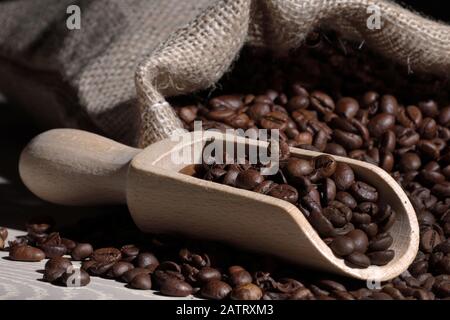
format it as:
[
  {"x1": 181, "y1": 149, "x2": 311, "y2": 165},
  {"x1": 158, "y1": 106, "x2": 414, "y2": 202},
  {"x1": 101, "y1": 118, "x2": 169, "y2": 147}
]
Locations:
[{"x1": 19, "y1": 129, "x2": 419, "y2": 281}]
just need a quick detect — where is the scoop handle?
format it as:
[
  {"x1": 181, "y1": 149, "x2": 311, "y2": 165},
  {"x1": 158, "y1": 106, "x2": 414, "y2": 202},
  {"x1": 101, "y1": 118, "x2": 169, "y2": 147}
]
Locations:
[{"x1": 19, "y1": 129, "x2": 141, "y2": 206}]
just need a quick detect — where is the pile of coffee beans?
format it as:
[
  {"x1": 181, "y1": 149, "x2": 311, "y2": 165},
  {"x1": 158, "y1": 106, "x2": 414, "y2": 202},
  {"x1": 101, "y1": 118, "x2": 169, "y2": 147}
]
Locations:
[
  {"x1": 1, "y1": 30, "x2": 449, "y2": 299},
  {"x1": 191, "y1": 151, "x2": 395, "y2": 268},
  {"x1": 1, "y1": 210, "x2": 448, "y2": 299}
]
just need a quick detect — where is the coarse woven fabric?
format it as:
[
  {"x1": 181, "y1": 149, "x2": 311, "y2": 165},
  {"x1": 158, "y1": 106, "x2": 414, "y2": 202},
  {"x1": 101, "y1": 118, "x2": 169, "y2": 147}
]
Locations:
[{"x1": 0, "y1": 0, "x2": 449, "y2": 147}]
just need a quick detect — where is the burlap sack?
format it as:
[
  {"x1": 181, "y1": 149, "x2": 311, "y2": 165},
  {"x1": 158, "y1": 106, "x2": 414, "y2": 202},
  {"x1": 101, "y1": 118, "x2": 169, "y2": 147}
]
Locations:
[{"x1": 1, "y1": 0, "x2": 449, "y2": 147}]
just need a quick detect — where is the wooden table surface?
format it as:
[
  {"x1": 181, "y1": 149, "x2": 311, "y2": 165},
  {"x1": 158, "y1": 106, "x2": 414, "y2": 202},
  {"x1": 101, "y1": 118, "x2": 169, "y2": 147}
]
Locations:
[{"x1": 0, "y1": 94, "x2": 196, "y2": 300}]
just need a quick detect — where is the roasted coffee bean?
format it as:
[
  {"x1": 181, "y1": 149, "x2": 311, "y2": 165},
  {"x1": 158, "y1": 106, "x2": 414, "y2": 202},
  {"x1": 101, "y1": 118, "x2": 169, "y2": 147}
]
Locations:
[
  {"x1": 260, "y1": 111, "x2": 288, "y2": 130},
  {"x1": 359, "y1": 223, "x2": 378, "y2": 238},
  {"x1": 419, "y1": 118, "x2": 437, "y2": 139},
  {"x1": 60, "y1": 268, "x2": 90, "y2": 287},
  {"x1": 335, "y1": 191, "x2": 357, "y2": 209},
  {"x1": 367, "y1": 250, "x2": 395, "y2": 266},
  {"x1": 286, "y1": 158, "x2": 314, "y2": 177},
  {"x1": 120, "y1": 244, "x2": 140, "y2": 261},
  {"x1": 288, "y1": 288, "x2": 315, "y2": 300},
  {"x1": 0, "y1": 227, "x2": 7, "y2": 249},
  {"x1": 333, "y1": 163, "x2": 355, "y2": 191},
  {"x1": 200, "y1": 280, "x2": 232, "y2": 300},
  {"x1": 368, "y1": 113, "x2": 395, "y2": 138},
  {"x1": 122, "y1": 268, "x2": 152, "y2": 283},
  {"x1": 369, "y1": 233, "x2": 394, "y2": 251},
  {"x1": 408, "y1": 260, "x2": 429, "y2": 277},
  {"x1": 9, "y1": 245, "x2": 45, "y2": 262},
  {"x1": 91, "y1": 247, "x2": 121, "y2": 263},
  {"x1": 438, "y1": 106, "x2": 450, "y2": 126},
  {"x1": 312, "y1": 155, "x2": 337, "y2": 180},
  {"x1": 196, "y1": 267, "x2": 221, "y2": 283},
  {"x1": 308, "y1": 209, "x2": 334, "y2": 237},
  {"x1": 350, "y1": 181, "x2": 378, "y2": 202},
  {"x1": 268, "y1": 184, "x2": 298, "y2": 204},
  {"x1": 417, "y1": 140, "x2": 440, "y2": 159},
  {"x1": 345, "y1": 252, "x2": 371, "y2": 268},
  {"x1": 0, "y1": 227, "x2": 8, "y2": 241},
  {"x1": 248, "y1": 103, "x2": 271, "y2": 121},
  {"x1": 287, "y1": 95, "x2": 309, "y2": 112},
  {"x1": 71, "y1": 243, "x2": 93, "y2": 261},
  {"x1": 324, "y1": 143, "x2": 347, "y2": 156},
  {"x1": 310, "y1": 91, "x2": 335, "y2": 114},
  {"x1": 316, "y1": 280, "x2": 346, "y2": 292},
  {"x1": 81, "y1": 260, "x2": 96, "y2": 272},
  {"x1": 209, "y1": 95, "x2": 243, "y2": 110},
  {"x1": 235, "y1": 169, "x2": 264, "y2": 190},
  {"x1": 379, "y1": 95, "x2": 398, "y2": 115},
  {"x1": 26, "y1": 216, "x2": 53, "y2": 235},
  {"x1": 153, "y1": 270, "x2": 185, "y2": 287},
  {"x1": 130, "y1": 273, "x2": 152, "y2": 290},
  {"x1": 346, "y1": 229, "x2": 369, "y2": 253},
  {"x1": 333, "y1": 130, "x2": 363, "y2": 150},
  {"x1": 253, "y1": 180, "x2": 276, "y2": 194},
  {"x1": 38, "y1": 232, "x2": 67, "y2": 258},
  {"x1": 330, "y1": 236, "x2": 355, "y2": 256},
  {"x1": 381, "y1": 130, "x2": 396, "y2": 152},
  {"x1": 400, "y1": 153, "x2": 421, "y2": 172},
  {"x1": 370, "y1": 292, "x2": 394, "y2": 300},
  {"x1": 160, "y1": 278, "x2": 193, "y2": 297},
  {"x1": 336, "y1": 97, "x2": 359, "y2": 119},
  {"x1": 112, "y1": 261, "x2": 134, "y2": 278},
  {"x1": 61, "y1": 238, "x2": 76, "y2": 253},
  {"x1": 229, "y1": 269, "x2": 252, "y2": 287},
  {"x1": 44, "y1": 257, "x2": 72, "y2": 282},
  {"x1": 420, "y1": 228, "x2": 442, "y2": 253},
  {"x1": 230, "y1": 283, "x2": 263, "y2": 300},
  {"x1": 432, "y1": 182, "x2": 450, "y2": 198},
  {"x1": 136, "y1": 252, "x2": 159, "y2": 270}
]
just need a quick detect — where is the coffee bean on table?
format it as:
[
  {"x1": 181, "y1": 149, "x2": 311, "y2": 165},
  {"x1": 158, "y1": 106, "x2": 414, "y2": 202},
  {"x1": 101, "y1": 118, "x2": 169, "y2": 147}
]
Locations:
[
  {"x1": 91, "y1": 247, "x2": 122, "y2": 263},
  {"x1": 228, "y1": 269, "x2": 252, "y2": 287},
  {"x1": 136, "y1": 252, "x2": 159, "y2": 270},
  {"x1": 130, "y1": 273, "x2": 152, "y2": 290},
  {"x1": 122, "y1": 268, "x2": 152, "y2": 283},
  {"x1": 44, "y1": 257, "x2": 72, "y2": 282},
  {"x1": 71, "y1": 243, "x2": 93, "y2": 261},
  {"x1": 200, "y1": 280, "x2": 232, "y2": 300},
  {"x1": 60, "y1": 268, "x2": 90, "y2": 287},
  {"x1": 230, "y1": 283, "x2": 263, "y2": 300},
  {"x1": 196, "y1": 267, "x2": 221, "y2": 283},
  {"x1": 0, "y1": 227, "x2": 8, "y2": 241},
  {"x1": 159, "y1": 278, "x2": 193, "y2": 297},
  {"x1": 38, "y1": 232, "x2": 67, "y2": 258},
  {"x1": 112, "y1": 261, "x2": 135, "y2": 278},
  {"x1": 0, "y1": 227, "x2": 7, "y2": 249},
  {"x1": 9, "y1": 245, "x2": 45, "y2": 262},
  {"x1": 61, "y1": 238, "x2": 77, "y2": 253}
]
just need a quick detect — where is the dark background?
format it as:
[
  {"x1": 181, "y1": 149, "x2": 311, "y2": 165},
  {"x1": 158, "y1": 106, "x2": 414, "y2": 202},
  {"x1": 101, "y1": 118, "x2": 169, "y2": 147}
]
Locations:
[{"x1": 395, "y1": 0, "x2": 450, "y2": 22}]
